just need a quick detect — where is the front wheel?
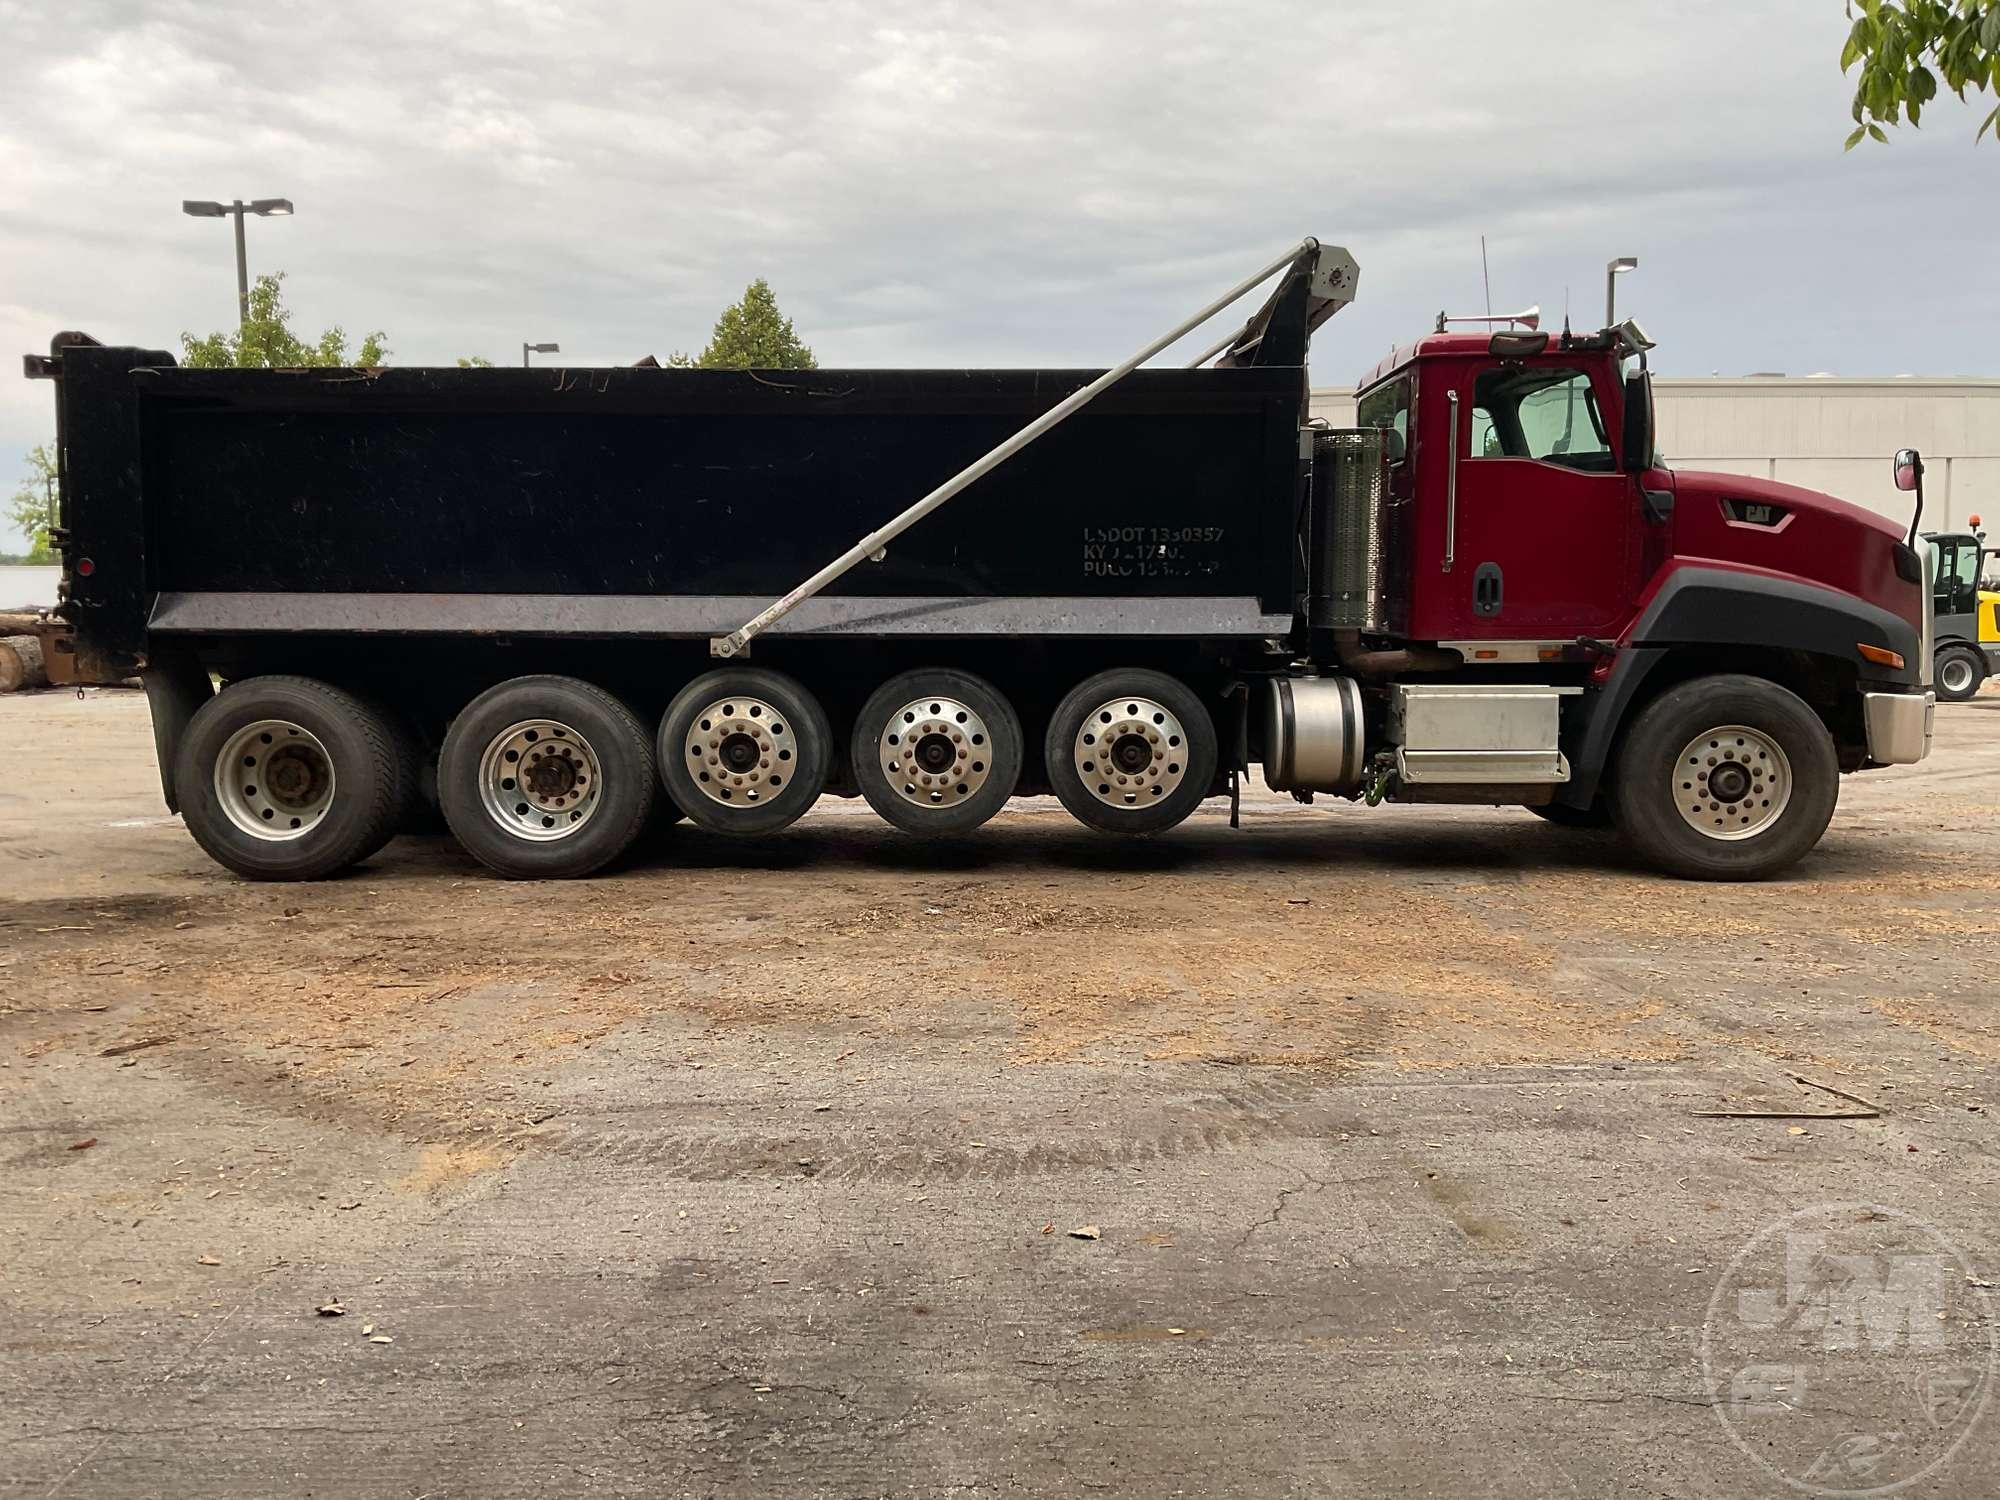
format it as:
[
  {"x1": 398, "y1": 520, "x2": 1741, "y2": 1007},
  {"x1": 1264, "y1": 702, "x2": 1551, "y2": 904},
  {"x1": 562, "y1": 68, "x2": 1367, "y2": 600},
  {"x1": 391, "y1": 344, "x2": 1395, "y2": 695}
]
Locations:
[
  {"x1": 1610, "y1": 674, "x2": 1839, "y2": 881},
  {"x1": 1934, "y1": 644, "x2": 1985, "y2": 703}
]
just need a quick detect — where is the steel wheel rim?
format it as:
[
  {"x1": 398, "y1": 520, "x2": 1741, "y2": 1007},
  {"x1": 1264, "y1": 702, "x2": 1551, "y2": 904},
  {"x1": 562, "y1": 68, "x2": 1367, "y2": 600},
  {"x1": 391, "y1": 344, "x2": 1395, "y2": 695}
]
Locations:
[
  {"x1": 1672, "y1": 724, "x2": 1792, "y2": 841},
  {"x1": 1072, "y1": 695, "x2": 1188, "y2": 809},
  {"x1": 477, "y1": 718, "x2": 603, "y2": 841},
  {"x1": 216, "y1": 719, "x2": 336, "y2": 842},
  {"x1": 1939, "y1": 657, "x2": 1974, "y2": 695},
  {"x1": 683, "y1": 696, "x2": 792, "y2": 807},
  {"x1": 878, "y1": 695, "x2": 993, "y2": 808}
]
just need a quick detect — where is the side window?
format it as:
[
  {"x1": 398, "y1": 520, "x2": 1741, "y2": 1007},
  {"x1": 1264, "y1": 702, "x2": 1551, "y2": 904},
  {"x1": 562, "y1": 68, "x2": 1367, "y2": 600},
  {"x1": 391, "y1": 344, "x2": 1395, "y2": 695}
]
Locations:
[
  {"x1": 1355, "y1": 376, "x2": 1411, "y2": 461},
  {"x1": 1946, "y1": 540, "x2": 1981, "y2": 609},
  {"x1": 1469, "y1": 405, "x2": 1499, "y2": 457},
  {"x1": 1954, "y1": 544, "x2": 1980, "y2": 588},
  {"x1": 1467, "y1": 367, "x2": 1614, "y2": 471}
]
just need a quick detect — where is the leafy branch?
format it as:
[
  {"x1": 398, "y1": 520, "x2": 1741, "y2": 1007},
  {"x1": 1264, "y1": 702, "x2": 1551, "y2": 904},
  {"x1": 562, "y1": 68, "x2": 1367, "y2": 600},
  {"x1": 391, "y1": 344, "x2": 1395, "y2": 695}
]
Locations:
[{"x1": 1841, "y1": 0, "x2": 2000, "y2": 146}]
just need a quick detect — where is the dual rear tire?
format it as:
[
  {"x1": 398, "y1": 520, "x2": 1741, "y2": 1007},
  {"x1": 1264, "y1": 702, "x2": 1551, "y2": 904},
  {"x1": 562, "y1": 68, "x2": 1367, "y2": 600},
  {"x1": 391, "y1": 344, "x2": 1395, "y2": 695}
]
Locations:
[
  {"x1": 660, "y1": 663, "x2": 1220, "y2": 839},
  {"x1": 658, "y1": 667, "x2": 833, "y2": 836},
  {"x1": 177, "y1": 676, "x2": 418, "y2": 882},
  {"x1": 181, "y1": 673, "x2": 662, "y2": 881},
  {"x1": 840, "y1": 664, "x2": 1220, "y2": 838},
  {"x1": 851, "y1": 668, "x2": 1024, "y2": 834},
  {"x1": 1043, "y1": 668, "x2": 1219, "y2": 835},
  {"x1": 437, "y1": 675, "x2": 656, "y2": 879},
  {"x1": 178, "y1": 663, "x2": 1227, "y2": 880}
]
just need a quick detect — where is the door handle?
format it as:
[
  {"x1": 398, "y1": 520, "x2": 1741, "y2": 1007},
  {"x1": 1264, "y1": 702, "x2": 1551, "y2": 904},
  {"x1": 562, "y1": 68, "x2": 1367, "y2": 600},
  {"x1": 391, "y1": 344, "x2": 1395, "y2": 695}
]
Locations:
[
  {"x1": 1444, "y1": 390, "x2": 1460, "y2": 572},
  {"x1": 1473, "y1": 562, "x2": 1503, "y2": 617}
]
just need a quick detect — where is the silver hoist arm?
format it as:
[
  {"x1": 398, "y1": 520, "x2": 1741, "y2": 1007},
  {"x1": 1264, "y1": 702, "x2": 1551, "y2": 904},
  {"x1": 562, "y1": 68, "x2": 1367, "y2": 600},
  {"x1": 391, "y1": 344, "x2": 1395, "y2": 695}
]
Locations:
[{"x1": 709, "y1": 237, "x2": 1359, "y2": 657}]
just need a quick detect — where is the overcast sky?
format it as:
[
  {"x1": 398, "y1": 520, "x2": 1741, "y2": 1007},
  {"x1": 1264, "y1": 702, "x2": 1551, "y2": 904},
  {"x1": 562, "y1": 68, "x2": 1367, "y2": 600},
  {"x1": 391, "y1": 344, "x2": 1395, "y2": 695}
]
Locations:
[{"x1": 3, "y1": 0, "x2": 1997, "y2": 549}]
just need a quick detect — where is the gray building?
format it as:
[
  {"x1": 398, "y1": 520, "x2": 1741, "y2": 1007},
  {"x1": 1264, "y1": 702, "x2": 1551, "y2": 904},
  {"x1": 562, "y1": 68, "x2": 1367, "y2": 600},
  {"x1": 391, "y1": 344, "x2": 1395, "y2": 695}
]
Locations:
[{"x1": 1310, "y1": 375, "x2": 1999, "y2": 535}]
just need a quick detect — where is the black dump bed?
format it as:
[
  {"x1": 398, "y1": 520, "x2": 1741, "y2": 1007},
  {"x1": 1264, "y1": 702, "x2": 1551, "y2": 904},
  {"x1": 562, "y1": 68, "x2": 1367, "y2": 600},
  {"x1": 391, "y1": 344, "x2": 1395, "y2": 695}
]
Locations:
[{"x1": 36, "y1": 251, "x2": 1338, "y2": 683}]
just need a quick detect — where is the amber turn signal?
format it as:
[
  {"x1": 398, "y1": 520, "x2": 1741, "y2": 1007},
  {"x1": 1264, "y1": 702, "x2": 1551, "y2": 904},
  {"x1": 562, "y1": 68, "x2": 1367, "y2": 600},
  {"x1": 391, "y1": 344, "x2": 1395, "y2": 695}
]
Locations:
[{"x1": 1856, "y1": 642, "x2": 1904, "y2": 669}]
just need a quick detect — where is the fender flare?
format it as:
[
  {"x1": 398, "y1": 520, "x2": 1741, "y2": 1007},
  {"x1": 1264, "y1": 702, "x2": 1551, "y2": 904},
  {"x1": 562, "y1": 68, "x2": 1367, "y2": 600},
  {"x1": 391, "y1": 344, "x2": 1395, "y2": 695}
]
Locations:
[{"x1": 1555, "y1": 566, "x2": 1918, "y2": 809}]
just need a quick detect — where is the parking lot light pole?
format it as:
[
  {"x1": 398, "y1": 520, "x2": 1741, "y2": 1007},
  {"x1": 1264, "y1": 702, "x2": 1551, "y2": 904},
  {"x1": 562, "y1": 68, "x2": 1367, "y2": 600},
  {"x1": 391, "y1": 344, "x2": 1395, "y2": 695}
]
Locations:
[
  {"x1": 1605, "y1": 256, "x2": 1638, "y2": 326},
  {"x1": 523, "y1": 341, "x2": 560, "y2": 367},
  {"x1": 182, "y1": 198, "x2": 295, "y2": 327}
]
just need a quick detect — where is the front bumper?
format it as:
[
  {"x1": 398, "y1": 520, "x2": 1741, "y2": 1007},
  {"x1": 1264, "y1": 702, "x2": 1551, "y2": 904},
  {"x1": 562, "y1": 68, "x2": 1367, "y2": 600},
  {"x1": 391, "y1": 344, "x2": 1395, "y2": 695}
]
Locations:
[{"x1": 1863, "y1": 690, "x2": 1934, "y2": 765}]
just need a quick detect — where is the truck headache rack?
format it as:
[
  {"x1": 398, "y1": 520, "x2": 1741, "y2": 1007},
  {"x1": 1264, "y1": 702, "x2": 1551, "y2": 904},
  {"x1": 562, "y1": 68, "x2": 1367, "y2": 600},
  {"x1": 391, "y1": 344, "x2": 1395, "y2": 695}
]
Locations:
[{"x1": 708, "y1": 237, "x2": 1359, "y2": 658}]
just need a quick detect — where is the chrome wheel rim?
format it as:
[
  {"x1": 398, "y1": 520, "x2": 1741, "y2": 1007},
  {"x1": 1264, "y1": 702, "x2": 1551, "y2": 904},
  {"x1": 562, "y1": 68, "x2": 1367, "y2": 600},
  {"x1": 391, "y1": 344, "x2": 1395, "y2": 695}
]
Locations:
[
  {"x1": 1072, "y1": 695, "x2": 1188, "y2": 809},
  {"x1": 477, "y1": 719, "x2": 603, "y2": 841},
  {"x1": 1939, "y1": 657, "x2": 1974, "y2": 695},
  {"x1": 1673, "y1": 724, "x2": 1791, "y2": 841},
  {"x1": 683, "y1": 696, "x2": 792, "y2": 807},
  {"x1": 877, "y1": 695, "x2": 993, "y2": 808},
  {"x1": 216, "y1": 719, "x2": 335, "y2": 841}
]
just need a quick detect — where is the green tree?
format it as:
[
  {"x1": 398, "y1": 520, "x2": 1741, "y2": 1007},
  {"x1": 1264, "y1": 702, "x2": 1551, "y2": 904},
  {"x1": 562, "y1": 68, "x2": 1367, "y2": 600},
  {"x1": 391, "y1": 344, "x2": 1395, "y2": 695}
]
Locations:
[
  {"x1": 456, "y1": 355, "x2": 495, "y2": 368},
  {"x1": 1841, "y1": 0, "x2": 2000, "y2": 145},
  {"x1": 670, "y1": 279, "x2": 817, "y2": 369},
  {"x1": 7, "y1": 444, "x2": 59, "y2": 564},
  {"x1": 181, "y1": 272, "x2": 389, "y2": 368}
]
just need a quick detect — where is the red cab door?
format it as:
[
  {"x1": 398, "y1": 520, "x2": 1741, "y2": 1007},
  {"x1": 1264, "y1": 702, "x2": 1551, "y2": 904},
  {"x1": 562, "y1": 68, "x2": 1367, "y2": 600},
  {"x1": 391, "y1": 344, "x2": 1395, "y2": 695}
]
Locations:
[{"x1": 1428, "y1": 359, "x2": 1638, "y2": 641}]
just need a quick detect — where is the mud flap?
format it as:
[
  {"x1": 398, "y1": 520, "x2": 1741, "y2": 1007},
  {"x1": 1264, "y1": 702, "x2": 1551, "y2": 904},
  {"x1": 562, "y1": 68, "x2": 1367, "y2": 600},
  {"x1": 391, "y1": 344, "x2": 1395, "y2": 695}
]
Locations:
[{"x1": 142, "y1": 647, "x2": 213, "y2": 813}]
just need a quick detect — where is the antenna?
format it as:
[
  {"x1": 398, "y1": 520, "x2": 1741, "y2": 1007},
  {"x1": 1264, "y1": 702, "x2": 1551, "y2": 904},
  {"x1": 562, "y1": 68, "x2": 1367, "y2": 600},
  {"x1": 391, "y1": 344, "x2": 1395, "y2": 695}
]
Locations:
[{"x1": 1480, "y1": 236, "x2": 1492, "y2": 318}]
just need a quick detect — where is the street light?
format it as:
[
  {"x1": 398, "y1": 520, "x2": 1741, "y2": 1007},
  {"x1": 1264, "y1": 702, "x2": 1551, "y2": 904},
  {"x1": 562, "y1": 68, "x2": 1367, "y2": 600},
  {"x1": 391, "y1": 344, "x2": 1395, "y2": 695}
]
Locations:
[
  {"x1": 1605, "y1": 256, "x2": 1638, "y2": 326},
  {"x1": 182, "y1": 198, "x2": 295, "y2": 327},
  {"x1": 522, "y1": 341, "x2": 560, "y2": 367}
]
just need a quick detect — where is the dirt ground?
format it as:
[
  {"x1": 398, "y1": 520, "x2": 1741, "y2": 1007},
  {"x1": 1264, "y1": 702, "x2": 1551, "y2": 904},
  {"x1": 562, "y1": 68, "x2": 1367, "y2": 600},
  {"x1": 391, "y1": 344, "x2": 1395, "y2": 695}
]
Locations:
[{"x1": 3, "y1": 683, "x2": 1997, "y2": 1497}]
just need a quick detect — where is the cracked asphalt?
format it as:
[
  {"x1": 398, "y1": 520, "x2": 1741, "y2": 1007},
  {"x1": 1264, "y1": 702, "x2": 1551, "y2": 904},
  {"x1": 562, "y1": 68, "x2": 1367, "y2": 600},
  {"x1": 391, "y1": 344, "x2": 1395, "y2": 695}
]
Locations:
[{"x1": 3, "y1": 685, "x2": 1997, "y2": 1498}]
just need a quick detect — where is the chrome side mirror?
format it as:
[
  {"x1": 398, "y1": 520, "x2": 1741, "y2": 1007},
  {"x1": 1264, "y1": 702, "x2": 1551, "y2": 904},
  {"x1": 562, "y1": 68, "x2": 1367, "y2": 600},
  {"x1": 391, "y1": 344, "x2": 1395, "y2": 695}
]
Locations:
[{"x1": 1893, "y1": 447, "x2": 1922, "y2": 492}]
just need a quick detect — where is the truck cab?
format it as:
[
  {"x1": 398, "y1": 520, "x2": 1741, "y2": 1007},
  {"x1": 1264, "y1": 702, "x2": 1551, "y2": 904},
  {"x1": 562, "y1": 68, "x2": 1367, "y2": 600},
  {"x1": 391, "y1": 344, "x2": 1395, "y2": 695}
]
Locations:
[
  {"x1": 1333, "y1": 321, "x2": 1933, "y2": 873},
  {"x1": 1356, "y1": 327, "x2": 1923, "y2": 655},
  {"x1": 1358, "y1": 329, "x2": 1655, "y2": 643}
]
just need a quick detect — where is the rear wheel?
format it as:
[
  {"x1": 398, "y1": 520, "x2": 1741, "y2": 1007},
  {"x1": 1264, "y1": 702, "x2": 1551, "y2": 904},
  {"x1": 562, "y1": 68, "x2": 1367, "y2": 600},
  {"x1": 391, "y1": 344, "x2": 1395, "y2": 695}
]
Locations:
[
  {"x1": 439, "y1": 675, "x2": 655, "y2": 879},
  {"x1": 851, "y1": 668, "x2": 1023, "y2": 834},
  {"x1": 176, "y1": 675, "x2": 416, "y2": 881},
  {"x1": 1935, "y1": 644, "x2": 1985, "y2": 702},
  {"x1": 1610, "y1": 674, "x2": 1839, "y2": 881},
  {"x1": 658, "y1": 667, "x2": 832, "y2": 835},
  {"x1": 1044, "y1": 668, "x2": 1217, "y2": 835}
]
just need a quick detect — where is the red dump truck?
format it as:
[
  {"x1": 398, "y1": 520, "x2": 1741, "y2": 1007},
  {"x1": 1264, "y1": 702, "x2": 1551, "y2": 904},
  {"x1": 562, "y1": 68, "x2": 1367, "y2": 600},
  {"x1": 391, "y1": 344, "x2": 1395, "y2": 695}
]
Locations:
[{"x1": 27, "y1": 238, "x2": 1933, "y2": 883}]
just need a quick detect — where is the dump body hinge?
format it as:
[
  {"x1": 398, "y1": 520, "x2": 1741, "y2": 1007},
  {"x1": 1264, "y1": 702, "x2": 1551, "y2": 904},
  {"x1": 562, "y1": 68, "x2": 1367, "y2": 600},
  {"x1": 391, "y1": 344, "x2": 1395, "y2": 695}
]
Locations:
[{"x1": 24, "y1": 330, "x2": 105, "y2": 380}]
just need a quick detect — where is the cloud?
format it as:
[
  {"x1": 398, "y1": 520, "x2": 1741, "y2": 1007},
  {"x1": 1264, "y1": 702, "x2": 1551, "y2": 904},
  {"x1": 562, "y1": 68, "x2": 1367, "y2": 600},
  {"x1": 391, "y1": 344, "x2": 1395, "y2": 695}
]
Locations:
[{"x1": 1, "y1": 0, "x2": 1996, "y2": 546}]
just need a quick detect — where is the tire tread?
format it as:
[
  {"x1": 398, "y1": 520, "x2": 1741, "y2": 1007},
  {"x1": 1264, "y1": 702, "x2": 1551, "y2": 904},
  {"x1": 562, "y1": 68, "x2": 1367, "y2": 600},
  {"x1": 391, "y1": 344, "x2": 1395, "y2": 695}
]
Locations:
[
  {"x1": 177, "y1": 675, "x2": 414, "y2": 881},
  {"x1": 439, "y1": 674, "x2": 656, "y2": 879},
  {"x1": 1610, "y1": 673, "x2": 1838, "y2": 881}
]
